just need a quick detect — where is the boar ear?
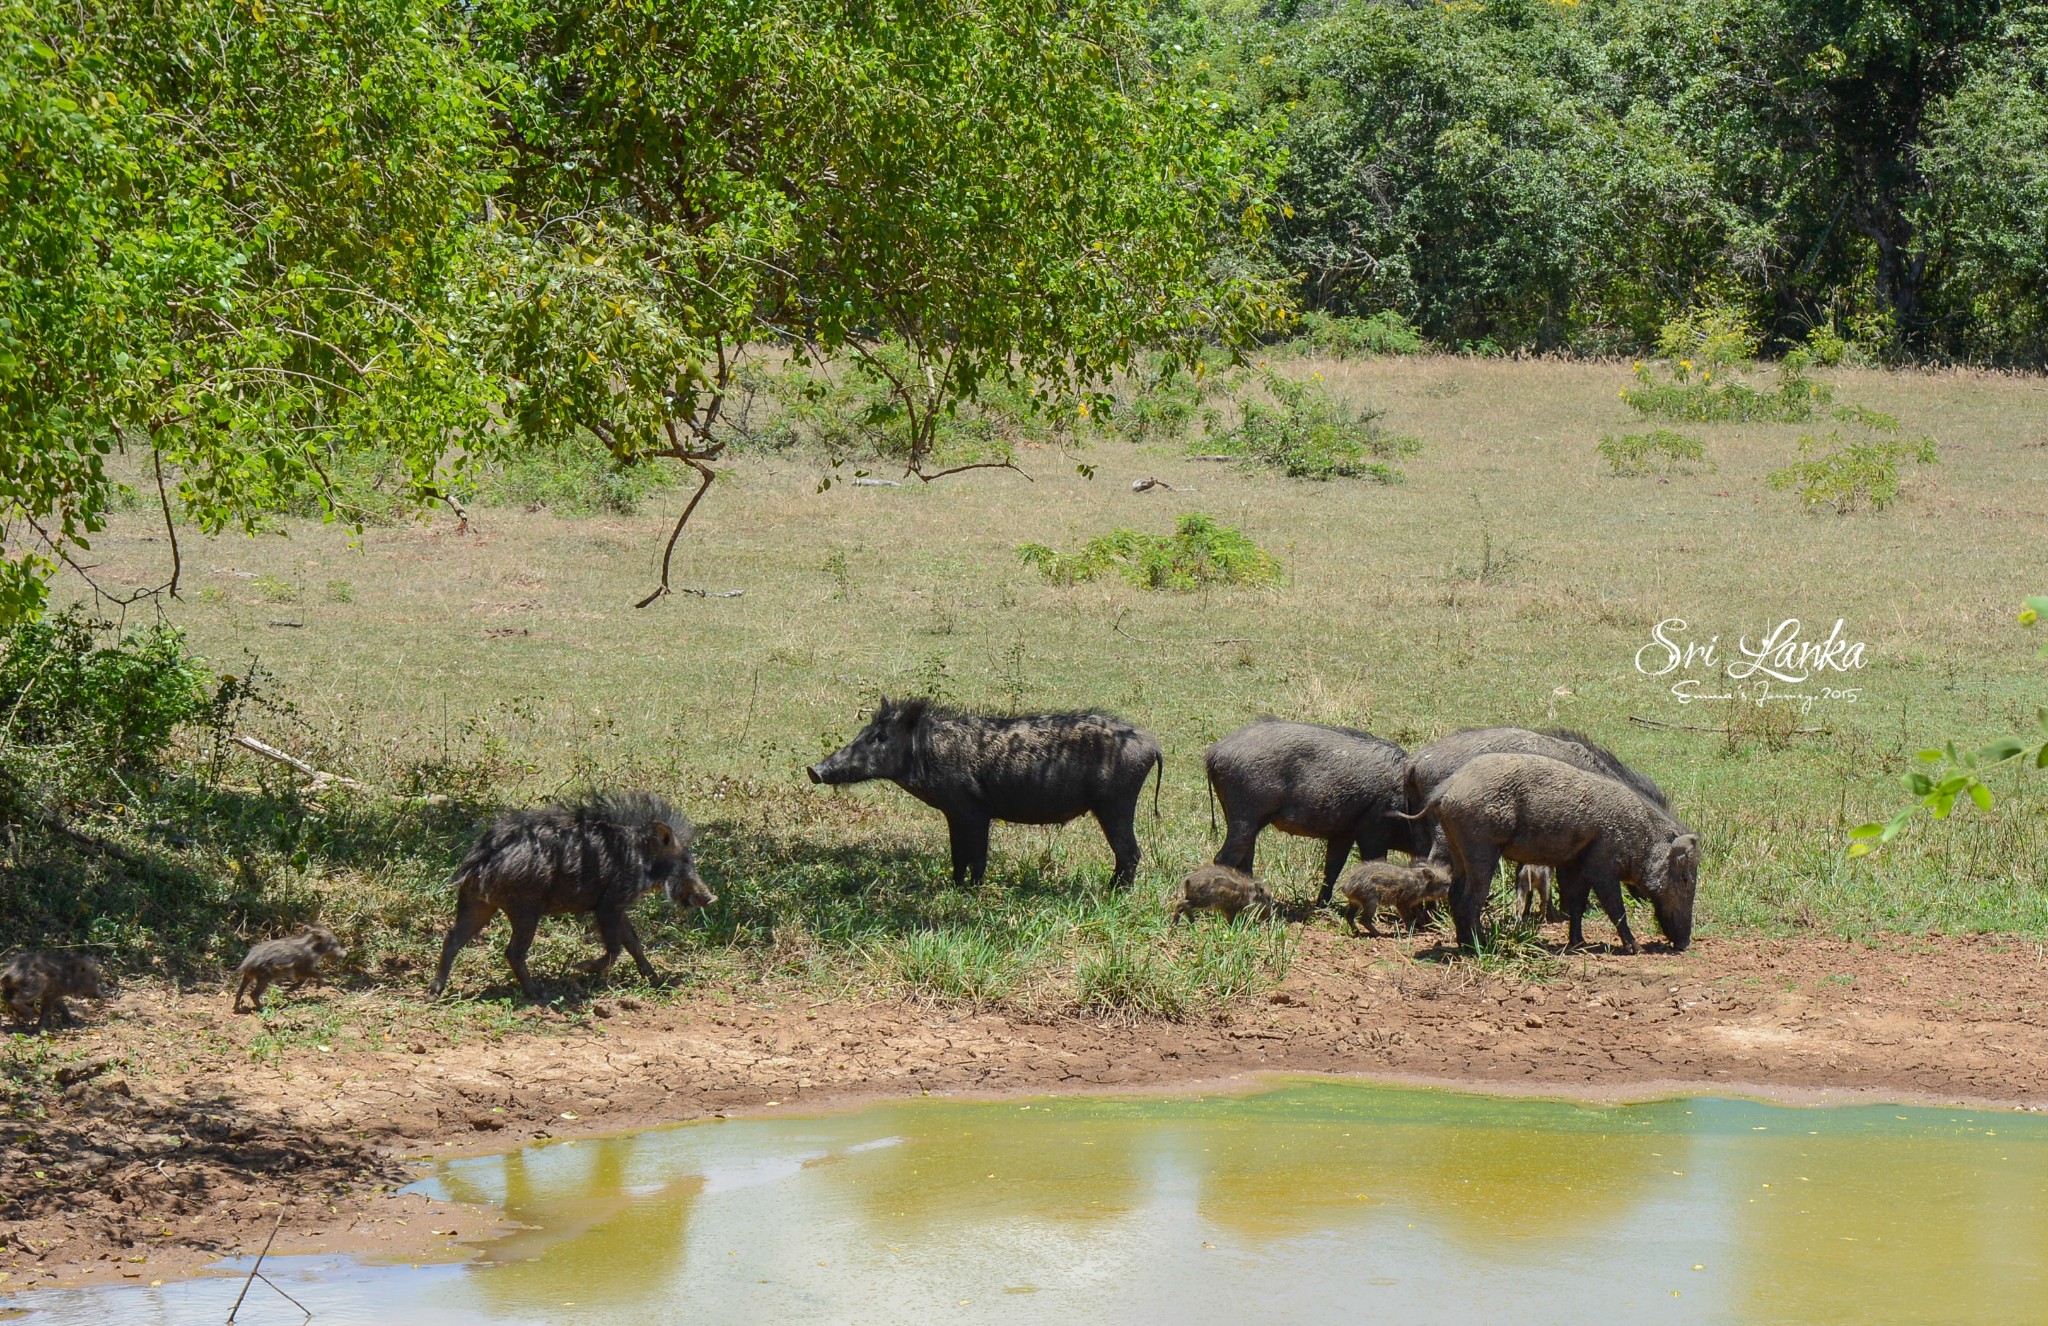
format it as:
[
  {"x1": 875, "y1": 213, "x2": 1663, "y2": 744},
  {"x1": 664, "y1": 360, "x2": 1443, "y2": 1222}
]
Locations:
[{"x1": 650, "y1": 821, "x2": 675, "y2": 847}]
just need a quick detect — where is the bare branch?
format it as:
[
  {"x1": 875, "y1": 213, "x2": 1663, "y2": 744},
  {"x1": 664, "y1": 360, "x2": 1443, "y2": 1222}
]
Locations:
[
  {"x1": 635, "y1": 457, "x2": 719, "y2": 608},
  {"x1": 911, "y1": 459, "x2": 1034, "y2": 484},
  {"x1": 152, "y1": 446, "x2": 183, "y2": 600}
]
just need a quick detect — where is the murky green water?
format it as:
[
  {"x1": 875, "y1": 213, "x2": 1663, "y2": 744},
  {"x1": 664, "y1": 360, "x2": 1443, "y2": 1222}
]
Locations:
[{"x1": 20, "y1": 1079, "x2": 2048, "y2": 1324}]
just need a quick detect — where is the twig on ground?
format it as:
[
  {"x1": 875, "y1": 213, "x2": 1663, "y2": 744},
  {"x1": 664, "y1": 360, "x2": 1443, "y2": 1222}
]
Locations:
[
  {"x1": 1629, "y1": 715, "x2": 1828, "y2": 734},
  {"x1": 231, "y1": 735, "x2": 369, "y2": 791}
]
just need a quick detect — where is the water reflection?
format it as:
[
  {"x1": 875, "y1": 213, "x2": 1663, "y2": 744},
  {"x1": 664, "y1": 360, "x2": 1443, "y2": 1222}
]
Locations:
[{"x1": 21, "y1": 1081, "x2": 2048, "y2": 1325}]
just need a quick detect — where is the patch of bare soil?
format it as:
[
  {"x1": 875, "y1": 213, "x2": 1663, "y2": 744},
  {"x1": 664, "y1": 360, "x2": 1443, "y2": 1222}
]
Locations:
[{"x1": 8, "y1": 929, "x2": 2048, "y2": 1292}]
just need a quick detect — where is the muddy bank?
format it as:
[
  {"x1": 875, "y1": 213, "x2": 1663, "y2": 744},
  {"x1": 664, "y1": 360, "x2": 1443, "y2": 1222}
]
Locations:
[{"x1": 8, "y1": 929, "x2": 2048, "y2": 1291}]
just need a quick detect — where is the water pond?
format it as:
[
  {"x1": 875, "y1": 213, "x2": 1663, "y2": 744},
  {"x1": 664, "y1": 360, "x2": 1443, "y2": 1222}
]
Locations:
[{"x1": 18, "y1": 1079, "x2": 2048, "y2": 1324}]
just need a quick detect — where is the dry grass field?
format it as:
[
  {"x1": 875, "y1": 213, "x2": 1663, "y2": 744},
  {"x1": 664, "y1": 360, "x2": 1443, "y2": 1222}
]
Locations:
[{"x1": 45, "y1": 351, "x2": 2048, "y2": 1020}]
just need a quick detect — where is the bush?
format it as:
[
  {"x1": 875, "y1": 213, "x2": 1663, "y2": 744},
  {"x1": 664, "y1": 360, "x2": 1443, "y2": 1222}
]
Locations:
[
  {"x1": 1018, "y1": 514, "x2": 1282, "y2": 591},
  {"x1": 1621, "y1": 357, "x2": 1833, "y2": 423},
  {"x1": 1093, "y1": 351, "x2": 1223, "y2": 444},
  {"x1": 1656, "y1": 303, "x2": 1762, "y2": 366},
  {"x1": 1206, "y1": 372, "x2": 1422, "y2": 481},
  {"x1": 1291, "y1": 310, "x2": 1429, "y2": 358},
  {"x1": 483, "y1": 431, "x2": 681, "y2": 516},
  {"x1": 1596, "y1": 429, "x2": 1710, "y2": 477},
  {"x1": 0, "y1": 610, "x2": 212, "y2": 766},
  {"x1": 1767, "y1": 432, "x2": 1938, "y2": 513}
]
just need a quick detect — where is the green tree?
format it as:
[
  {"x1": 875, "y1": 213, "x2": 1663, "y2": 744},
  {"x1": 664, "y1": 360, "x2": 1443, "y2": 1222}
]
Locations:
[
  {"x1": 0, "y1": 0, "x2": 506, "y2": 625},
  {"x1": 481, "y1": 0, "x2": 1285, "y2": 601}
]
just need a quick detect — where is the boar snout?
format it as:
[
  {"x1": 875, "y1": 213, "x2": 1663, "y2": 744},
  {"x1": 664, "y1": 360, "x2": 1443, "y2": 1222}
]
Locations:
[{"x1": 806, "y1": 763, "x2": 827, "y2": 784}]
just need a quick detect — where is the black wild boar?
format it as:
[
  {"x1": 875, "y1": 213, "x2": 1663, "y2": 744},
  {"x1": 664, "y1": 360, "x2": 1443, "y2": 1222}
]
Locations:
[
  {"x1": 1172, "y1": 864, "x2": 1280, "y2": 924},
  {"x1": 1, "y1": 951, "x2": 105, "y2": 1030},
  {"x1": 1407, "y1": 752, "x2": 1699, "y2": 954},
  {"x1": 430, "y1": 792, "x2": 716, "y2": 1000},
  {"x1": 234, "y1": 926, "x2": 347, "y2": 1012},
  {"x1": 806, "y1": 698, "x2": 1163, "y2": 888},
  {"x1": 1337, "y1": 858, "x2": 1451, "y2": 936},
  {"x1": 1204, "y1": 719, "x2": 1429, "y2": 905}
]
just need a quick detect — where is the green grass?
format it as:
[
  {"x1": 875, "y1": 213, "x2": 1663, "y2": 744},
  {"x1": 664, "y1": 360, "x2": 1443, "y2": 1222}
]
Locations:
[{"x1": 23, "y1": 352, "x2": 2048, "y2": 1021}]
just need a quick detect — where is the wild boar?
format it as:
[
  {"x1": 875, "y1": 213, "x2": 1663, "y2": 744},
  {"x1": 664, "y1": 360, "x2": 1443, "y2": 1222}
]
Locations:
[
  {"x1": 1406, "y1": 752, "x2": 1699, "y2": 954},
  {"x1": 1172, "y1": 864, "x2": 1280, "y2": 924},
  {"x1": 807, "y1": 699, "x2": 1162, "y2": 888},
  {"x1": 430, "y1": 792, "x2": 715, "y2": 1000},
  {"x1": 1337, "y1": 858, "x2": 1452, "y2": 936},
  {"x1": 1204, "y1": 719, "x2": 1429, "y2": 905},
  {"x1": 234, "y1": 926, "x2": 346, "y2": 1012},
  {"x1": 1, "y1": 952, "x2": 105, "y2": 1030}
]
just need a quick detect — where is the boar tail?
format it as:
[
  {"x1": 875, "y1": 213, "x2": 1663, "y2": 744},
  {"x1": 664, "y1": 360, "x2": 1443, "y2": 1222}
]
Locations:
[{"x1": 1150, "y1": 752, "x2": 1165, "y2": 819}]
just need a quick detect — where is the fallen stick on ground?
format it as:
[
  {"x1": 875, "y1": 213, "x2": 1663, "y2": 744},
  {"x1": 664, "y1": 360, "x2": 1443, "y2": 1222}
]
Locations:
[{"x1": 231, "y1": 735, "x2": 369, "y2": 791}]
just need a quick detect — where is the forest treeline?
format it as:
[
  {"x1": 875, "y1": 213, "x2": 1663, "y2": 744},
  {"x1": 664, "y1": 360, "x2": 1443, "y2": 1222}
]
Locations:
[
  {"x1": 3, "y1": 0, "x2": 2045, "y2": 620},
  {"x1": 1177, "y1": 0, "x2": 2048, "y2": 362}
]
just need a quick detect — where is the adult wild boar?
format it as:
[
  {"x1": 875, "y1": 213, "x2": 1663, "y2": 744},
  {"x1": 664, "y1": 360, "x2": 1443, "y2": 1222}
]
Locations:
[
  {"x1": 1407, "y1": 727, "x2": 1681, "y2": 825},
  {"x1": 1204, "y1": 719, "x2": 1429, "y2": 904},
  {"x1": 807, "y1": 698, "x2": 1162, "y2": 888},
  {"x1": 430, "y1": 791, "x2": 715, "y2": 1000},
  {"x1": 1406, "y1": 752, "x2": 1698, "y2": 954}
]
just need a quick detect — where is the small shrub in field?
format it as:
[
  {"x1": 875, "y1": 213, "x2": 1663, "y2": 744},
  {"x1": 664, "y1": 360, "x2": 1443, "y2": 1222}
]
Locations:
[
  {"x1": 1655, "y1": 302, "x2": 1762, "y2": 366},
  {"x1": 1291, "y1": 310, "x2": 1428, "y2": 358},
  {"x1": 1767, "y1": 432, "x2": 1937, "y2": 513},
  {"x1": 1207, "y1": 372, "x2": 1421, "y2": 481},
  {"x1": 1095, "y1": 351, "x2": 1217, "y2": 444},
  {"x1": 253, "y1": 575, "x2": 299, "y2": 603},
  {"x1": 1804, "y1": 319, "x2": 1868, "y2": 367},
  {"x1": 0, "y1": 609, "x2": 212, "y2": 765},
  {"x1": 1621, "y1": 356, "x2": 1832, "y2": 423},
  {"x1": 1019, "y1": 514, "x2": 1281, "y2": 592},
  {"x1": 486, "y1": 430, "x2": 680, "y2": 515},
  {"x1": 1596, "y1": 429, "x2": 1710, "y2": 477}
]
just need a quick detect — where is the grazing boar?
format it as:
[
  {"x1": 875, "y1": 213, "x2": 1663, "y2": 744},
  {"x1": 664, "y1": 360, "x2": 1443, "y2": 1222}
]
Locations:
[
  {"x1": 1172, "y1": 864, "x2": 1280, "y2": 924},
  {"x1": 1, "y1": 952, "x2": 105, "y2": 1030},
  {"x1": 1407, "y1": 753, "x2": 1699, "y2": 954},
  {"x1": 431, "y1": 792, "x2": 716, "y2": 1000},
  {"x1": 234, "y1": 926, "x2": 347, "y2": 1012},
  {"x1": 806, "y1": 699, "x2": 1163, "y2": 888},
  {"x1": 1407, "y1": 727, "x2": 1683, "y2": 827},
  {"x1": 1204, "y1": 719, "x2": 1430, "y2": 905},
  {"x1": 1337, "y1": 859, "x2": 1451, "y2": 936}
]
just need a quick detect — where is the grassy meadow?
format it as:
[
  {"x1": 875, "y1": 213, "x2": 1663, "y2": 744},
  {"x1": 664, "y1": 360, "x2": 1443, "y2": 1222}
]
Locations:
[{"x1": 39, "y1": 352, "x2": 2048, "y2": 1020}]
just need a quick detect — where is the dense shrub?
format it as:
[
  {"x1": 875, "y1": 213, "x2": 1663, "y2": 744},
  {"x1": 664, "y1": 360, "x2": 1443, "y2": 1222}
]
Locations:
[
  {"x1": 0, "y1": 610, "x2": 212, "y2": 766},
  {"x1": 1205, "y1": 373, "x2": 1421, "y2": 481}
]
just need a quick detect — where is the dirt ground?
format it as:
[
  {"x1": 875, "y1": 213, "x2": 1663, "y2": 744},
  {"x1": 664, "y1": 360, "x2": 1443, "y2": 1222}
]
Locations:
[{"x1": 8, "y1": 926, "x2": 2048, "y2": 1294}]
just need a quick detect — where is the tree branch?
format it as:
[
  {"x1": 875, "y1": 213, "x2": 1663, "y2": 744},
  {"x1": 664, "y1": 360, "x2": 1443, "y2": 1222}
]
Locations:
[
  {"x1": 152, "y1": 446, "x2": 183, "y2": 600},
  {"x1": 635, "y1": 456, "x2": 719, "y2": 608},
  {"x1": 911, "y1": 459, "x2": 1033, "y2": 484}
]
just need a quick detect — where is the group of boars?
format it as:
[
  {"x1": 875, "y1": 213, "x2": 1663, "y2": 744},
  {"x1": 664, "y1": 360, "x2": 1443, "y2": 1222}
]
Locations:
[{"x1": 0, "y1": 701, "x2": 1698, "y2": 1030}]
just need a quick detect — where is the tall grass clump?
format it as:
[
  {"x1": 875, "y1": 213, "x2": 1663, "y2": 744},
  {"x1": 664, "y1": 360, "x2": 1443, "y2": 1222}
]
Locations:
[
  {"x1": 878, "y1": 927, "x2": 1034, "y2": 1003},
  {"x1": 1019, "y1": 514, "x2": 1282, "y2": 591},
  {"x1": 1206, "y1": 372, "x2": 1421, "y2": 481}
]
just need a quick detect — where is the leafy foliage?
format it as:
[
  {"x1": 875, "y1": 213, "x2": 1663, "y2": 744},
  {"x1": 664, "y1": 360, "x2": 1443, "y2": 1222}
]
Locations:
[
  {"x1": 1766, "y1": 430, "x2": 1938, "y2": 513},
  {"x1": 1018, "y1": 514, "x2": 1281, "y2": 592},
  {"x1": 483, "y1": 434, "x2": 682, "y2": 517},
  {"x1": 0, "y1": 610, "x2": 212, "y2": 766},
  {"x1": 1288, "y1": 311, "x2": 1429, "y2": 358},
  {"x1": 1206, "y1": 373, "x2": 1422, "y2": 481},
  {"x1": 1596, "y1": 430, "x2": 1711, "y2": 477},
  {"x1": 1851, "y1": 596, "x2": 2048, "y2": 856},
  {"x1": 1622, "y1": 357, "x2": 1834, "y2": 423}
]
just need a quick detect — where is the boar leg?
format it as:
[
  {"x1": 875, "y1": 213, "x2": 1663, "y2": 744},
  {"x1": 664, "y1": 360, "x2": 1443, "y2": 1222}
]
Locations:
[
  {"x1": 503, "y1": 909, "x2": 545, "y2": 1000},
  {"x1": 1555, "y1": 864, "x2": 1593, "y2": 950},
  {"x1": 600, "y1": 909, "x2": 662, "y2": 986},
  {"x1": 432, "y1": 894, "x2": 501, "y2": 995},
  {"x1": 1588, "y1": 870, "x2": 1640, "y2": 954},
  {"x1": 1094, "y1": 794, "x2": 1143, "y2": 889},
  {"x1": 1316, "y1": 837, "x2": 1354, "y2": 906},
  {"x1": 1214, "y1": 814, "x2": 1264, "y2": 876},
  {"x1": 1442, "y1": 837, "x2": 1495, "y2": 952},
  {"x1": 945, "y1": 811, "x2": 992, "y2": 888}
]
